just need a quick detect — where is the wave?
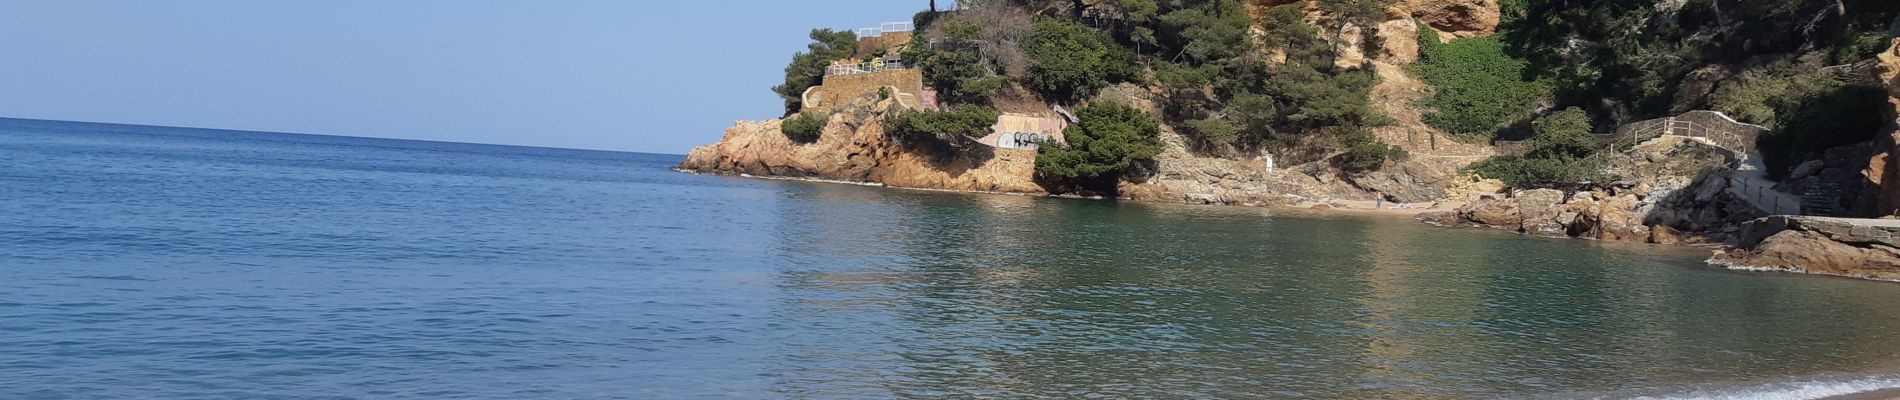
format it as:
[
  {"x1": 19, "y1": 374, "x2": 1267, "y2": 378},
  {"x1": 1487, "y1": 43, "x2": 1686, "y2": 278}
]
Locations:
[{"x1": 1608, "y1": 376, "x2": 1900, "y2": 400}]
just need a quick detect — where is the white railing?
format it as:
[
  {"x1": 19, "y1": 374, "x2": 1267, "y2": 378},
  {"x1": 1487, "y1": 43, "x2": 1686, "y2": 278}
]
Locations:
[
  {"x1": 856, "y1": 22, "x2": 915, "y2": 38},
  {"x1": 826, "y1": 60, "x2": 909, "y2": 76}
]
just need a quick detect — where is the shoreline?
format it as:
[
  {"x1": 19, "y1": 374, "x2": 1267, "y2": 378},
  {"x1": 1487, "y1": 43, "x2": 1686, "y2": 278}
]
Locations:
[
  {"x1": 681, "y1": 168, "x2": 1461, "y2": 218},
  {"x1": 1825, "y1": 387, "x2": 1900, "y2": 400}
]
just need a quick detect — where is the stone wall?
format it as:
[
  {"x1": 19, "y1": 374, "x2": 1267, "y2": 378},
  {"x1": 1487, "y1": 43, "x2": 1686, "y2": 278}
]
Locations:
[
  {"x1": 1608, "y1": 111, "x2": 1765, "y2": 154},
  {"x1": 857, "y1": 31, "x2": 912, "y2": 56},
  {"x1": 802, "y1": 69, "x2": 925, "y2": 111}
]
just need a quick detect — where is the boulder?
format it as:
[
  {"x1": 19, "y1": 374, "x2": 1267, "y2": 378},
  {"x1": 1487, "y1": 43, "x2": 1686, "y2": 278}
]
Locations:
[
  {"x1": 1372, "y1": 19, "x2": 1420, "y2": 64},
  {"x1": 1789, "y1": 160, "x2": 1826, "y2": 181},
  {"x1": 1516, "y1": 189, "x2": 1568, "y2": 237},
  {"x1": 1460, "y1": 197, "x2": 1521, "y2": 227},
  {"x1": 1406, "y1": 0, "x2": 1501, "y2": 40},
  {"x1": 1713, "y1": 230, "x2": 1900, "y2": 281},
  {"x1": 1650, "y1": 225, "x2": 1685, "y2": 245}
]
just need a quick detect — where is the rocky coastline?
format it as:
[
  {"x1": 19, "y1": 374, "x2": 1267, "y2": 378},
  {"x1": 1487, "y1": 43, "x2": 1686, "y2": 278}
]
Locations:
[{"x1": 681, "y1": 2, "x2": 1900, "y2": 282}]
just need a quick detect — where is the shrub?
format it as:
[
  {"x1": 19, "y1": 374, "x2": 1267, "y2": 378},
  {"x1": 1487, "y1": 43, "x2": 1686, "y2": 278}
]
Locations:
[
  {"x1": 1155, "y1": 0, "x2": 1253, "y2": 65},
  {"x1": 1464, "y1": 155, "x2": 1609, "y2": 188},
  {"x1": 781, "y1": 112, "x2": 829, "y2": 144},
  {"x1": 1463, "y1": 108, "x2": 1608, "y2": 188},
  {"x1": 1412, "y1": 26, "x2": 1550, "y2": 140},
  {"x1": 1524, "y1": 107, "x2": 1599, "y2": 159},
  {"x1": 1025, "y1": 19, "x2": 1137, "y2": 102},
  {"x1": 1709, "y1": 70, "x2": 1837, "y2": 126},
  {"x1": 1036, "y1": 102, "x2": 1163, "y2": 181},
  {"x1": 1180, "y1": 118, "x2": 1239, "y2": 149},
  {"x1": 911, "y1": 42, "x2": 1005, "y2": 105},
  {"x1": 885, "y1": 106, "x2": 1000, "y2": 145},
  {"x1": 1332, "y1": 128, "x2": 1407, "y2": 173}
]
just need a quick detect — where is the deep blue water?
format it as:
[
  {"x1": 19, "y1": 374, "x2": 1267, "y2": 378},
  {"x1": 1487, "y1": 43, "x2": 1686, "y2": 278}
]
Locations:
[{"x1": 7, "y1": 118, "x2": 1900, "y2": 399}]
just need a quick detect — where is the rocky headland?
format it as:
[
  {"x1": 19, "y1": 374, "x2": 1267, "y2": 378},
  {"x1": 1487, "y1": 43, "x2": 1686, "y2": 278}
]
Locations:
[{"x1": 681, "y1": 1, "x2": 1900, "y2": 281}]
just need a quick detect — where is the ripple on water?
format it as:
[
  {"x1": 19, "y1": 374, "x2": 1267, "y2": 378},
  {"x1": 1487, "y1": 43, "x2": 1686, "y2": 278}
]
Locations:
[{"x1": 7, "y1": 123, "x2": 1900, "y2": 398}]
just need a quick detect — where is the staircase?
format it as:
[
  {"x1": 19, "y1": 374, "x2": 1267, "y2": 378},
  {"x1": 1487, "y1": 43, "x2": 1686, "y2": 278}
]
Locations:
[{"x1": 1802, "y1": 182, "x2": 1846, "y2": 217}]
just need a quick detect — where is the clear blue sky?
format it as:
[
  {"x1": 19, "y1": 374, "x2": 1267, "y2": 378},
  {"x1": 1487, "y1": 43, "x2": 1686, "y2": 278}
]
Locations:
[{"x1": 0, "y1": 1, "x2": 947, "y2": 154}]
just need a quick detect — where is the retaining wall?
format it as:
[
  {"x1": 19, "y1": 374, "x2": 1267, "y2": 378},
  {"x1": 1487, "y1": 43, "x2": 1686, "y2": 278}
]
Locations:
[{"x1": 803, "y1": 69, "x2": 925, "y2": 111}]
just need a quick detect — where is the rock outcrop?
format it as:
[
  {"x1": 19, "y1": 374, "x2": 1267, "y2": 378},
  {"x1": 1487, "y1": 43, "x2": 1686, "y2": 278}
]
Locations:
[
  {"x1": 1423, "y1": 137, "x2": 1766, "y2": 243},
  {"x1": 1712, "y1": 216, "x2": 1900, "y2": 281},
  {"x1": 1859, "y1": 38, "x2": 1900, "y2": 217},
  {"x1": 1252, "y1": 0, "x2": 1502, "y2": 65},
  {"x1": 679, "y1": 95, "x2": 1045, "y2": 194},
  {"x1": 1403, "y1": 0, "x2": 1501, "y2": 40}
]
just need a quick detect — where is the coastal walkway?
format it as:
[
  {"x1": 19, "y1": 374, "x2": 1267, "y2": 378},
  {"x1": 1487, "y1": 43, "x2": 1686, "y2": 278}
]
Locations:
[{"x1": 1501, "y1": 110, "x2": 1804, "y2": 215}]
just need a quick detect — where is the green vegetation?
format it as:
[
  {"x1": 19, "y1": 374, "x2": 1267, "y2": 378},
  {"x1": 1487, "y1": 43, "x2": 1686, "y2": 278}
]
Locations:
[
  {"x1": 1500, "y1": 0, "x2": 1900, "y2": 124},
  {"x1": 1154, "y1": 0, "x2": 1252, "y2": 65},
  {"x1": 908, "y1": 39, "x2": 1006, "y2": 105},
  {"x1": 904, "y1": 6, "x2": 1030, "y2": 105},
  {"x1": 1333, "y1": 129, "x2": 1407, "y2": 173},
  {"x1": 885, "y1": 106, "x2": 1000, "y2": 145},
  {"x1": 1156, "y1": 4, "x2": 1387, "y2": 170},
  {"x1": 781, "y1": 112, "x2": 830, "y2": 144},
  {"x1": 772, "y1": 29, "x2": 857, "y2": 114},
  {"x1": 1708, "y1": 70, "x2": 1838, "y2": 126},
  {"x1": 1702, "y1": 67, "x2": 1890, "y2": 178},
  {"x1": 1025, "y1": 19, "x2": 1137, "y2": 102},
  {"x1": 1757, "y1": 85, "x2": 1890, "y2": 178},
  {"x1": 1464, "y1": 108, "x2": 1610, "y2": 188},
  {"x1": 766, "y1": 0, "x2": 1900, "y2": 191},
  {"x1": 1412, "y1": 26, "x2": 1549, "y2": 140},
  {"x1": 1036, "y1": 102, "x2": 1162, "y2": 182}
]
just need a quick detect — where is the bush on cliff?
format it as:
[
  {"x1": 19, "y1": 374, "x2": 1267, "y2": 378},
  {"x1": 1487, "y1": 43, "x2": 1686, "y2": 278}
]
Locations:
[
  {"x1": 1036, "y1": 102, "x2": 1162, "y2": 183},
  {"x1": 771, "y1": 29, "x2": 858, "y2": 114},
  {"x1": 781, "y1": 112, "x2": 829, "y2": 144},
  {"x1": 1025, "y1": 18, "x2": 1138, "y2": 102},
  {"x1": 1464, "y1": 108, "x2": 1610, "y2": 188},
  {"x1": 885, "y1": 106, "x2": 1000, "y2": 146},
  {"x1": 1332, "y1": 128, "x2": 1407, "y2": 173}
]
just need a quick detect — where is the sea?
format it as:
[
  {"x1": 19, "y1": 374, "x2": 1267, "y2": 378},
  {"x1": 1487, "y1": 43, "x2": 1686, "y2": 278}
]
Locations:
[{"x1": 5, "y1": 118, "x2": 1900, "y2": 399}]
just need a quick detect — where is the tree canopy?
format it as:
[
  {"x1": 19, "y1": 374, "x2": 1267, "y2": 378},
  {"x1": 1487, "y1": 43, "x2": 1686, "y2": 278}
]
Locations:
[
  {"x1": 772, "y1": 29, "x2": 858, "y2": 114},
  {"x1": 1035, "y1": 101, "x2": 1162, "y2": 181}
]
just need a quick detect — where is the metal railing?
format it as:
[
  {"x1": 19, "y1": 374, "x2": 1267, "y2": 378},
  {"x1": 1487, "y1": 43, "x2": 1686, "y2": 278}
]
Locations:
[
  {"x1": 855, "y1": 22, "x2": 915, "y2": 38},
  {"x1": 826, "y1": 60, "x2": 909, "y2": 76},
  {"x1": 1604, "y1": 112, "x2": 1759, "y2": 155}
]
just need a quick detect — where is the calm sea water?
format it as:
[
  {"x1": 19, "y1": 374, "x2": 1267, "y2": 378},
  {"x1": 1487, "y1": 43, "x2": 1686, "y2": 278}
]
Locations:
[{"x1": 6, "y1": 119, "x2": 1900, "y2": 399}]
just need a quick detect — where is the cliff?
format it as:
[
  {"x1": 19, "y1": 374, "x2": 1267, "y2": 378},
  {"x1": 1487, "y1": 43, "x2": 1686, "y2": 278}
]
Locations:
[{"x1": 1861, "y1": 38, "x2": 1900, "y2": 216}]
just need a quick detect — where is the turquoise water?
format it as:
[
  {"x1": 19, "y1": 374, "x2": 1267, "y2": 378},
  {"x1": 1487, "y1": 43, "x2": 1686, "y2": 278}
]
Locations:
[{"x1": 6, "y1": 118, "x2": 1900, "y2": 399}]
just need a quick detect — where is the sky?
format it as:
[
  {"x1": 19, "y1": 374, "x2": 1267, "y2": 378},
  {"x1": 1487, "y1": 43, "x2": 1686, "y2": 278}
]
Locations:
[{"x1": 0, "y1": 1, "x2": 950, "y2": 154}]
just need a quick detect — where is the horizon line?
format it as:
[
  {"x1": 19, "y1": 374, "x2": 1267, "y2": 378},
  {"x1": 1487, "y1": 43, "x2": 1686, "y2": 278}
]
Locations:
[{"x1": 0, "y1": 116, "x2": 686, "y2": 157}]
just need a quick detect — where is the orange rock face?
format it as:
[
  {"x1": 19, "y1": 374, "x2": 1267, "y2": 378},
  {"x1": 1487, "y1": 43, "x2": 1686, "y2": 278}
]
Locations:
[{"x1": 1404, "y1": 0, "x2": 1500, "y2": 40}]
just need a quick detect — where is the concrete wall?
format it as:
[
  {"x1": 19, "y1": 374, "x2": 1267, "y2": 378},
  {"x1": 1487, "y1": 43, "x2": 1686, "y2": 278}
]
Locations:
[
  {"x1": 976, "y1": 114, "x2": 1068, "y2": 148},
  {"x1": 803, "y1": 69, "x2": 924, "y2": 110}
]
